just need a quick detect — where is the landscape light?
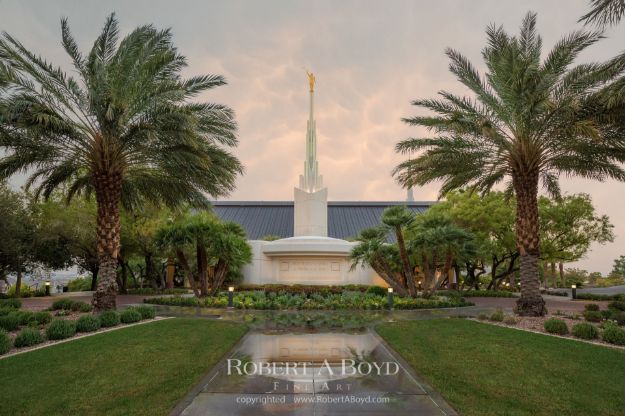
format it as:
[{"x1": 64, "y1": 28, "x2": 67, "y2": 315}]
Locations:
[
  {"x1": 387, "y1": 287, "x2": 394, "y2": 310},
  {"x1": 45, "y1": 281, "x2": 50, "y2": 296},
  {"x1": 571, "y1": 284, "x2": 577, "y2": 300},
  {"x1": 387, "y1": 287, "x2": 393, "y2": 293},
  {"x1": 228, "y1": 286, "x2": 234, "y2": 308}
]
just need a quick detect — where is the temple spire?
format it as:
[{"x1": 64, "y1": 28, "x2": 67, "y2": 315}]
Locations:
[
  {"x1": 406, "y1": 187, "x2": 415, "y2": 202},
  {"x1": 299, "y1": 71, "x2": 323, "y2": 193}
]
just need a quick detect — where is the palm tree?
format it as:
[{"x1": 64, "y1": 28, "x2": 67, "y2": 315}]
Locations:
[
  {"x1": 581, "y1": 0, "x2": 625, "y2": 26},
  {"x1": 393, "y1": 13, "x2": 625, "y2": 315},
  {"x1": 0, "y1": 14, "x2": 243, "y2": 309},
  {"x1": 381, "y1": 205, "x2": 418, "y2": 296}
]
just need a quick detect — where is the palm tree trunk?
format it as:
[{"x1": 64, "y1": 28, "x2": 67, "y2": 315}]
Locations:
[
  {"x1": 559, "y1": 262, "x2": 565, "y2": 287},
  {"x1": 176, "y1": 250, "x2": 200, "y2": 297},
  {"x1": 513, "y1": 173, "x2": 546, "y2": 316},
  {"x1": 90, "y1": 267, "x2": 99, "y2": 291},
  {"x1": 395, "y1": 227, "x2": 417, "y2": 296},
  {"x1": 92, "y1": 173, "x2": 122, "y2": 311},
  {"x1": 15, "y1": 259, "x2": 22, "y2": 297}
]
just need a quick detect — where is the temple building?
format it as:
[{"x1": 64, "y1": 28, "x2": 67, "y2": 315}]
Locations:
[{"x1": 213, "y1": 73, "x2": 432, "y2": 286}]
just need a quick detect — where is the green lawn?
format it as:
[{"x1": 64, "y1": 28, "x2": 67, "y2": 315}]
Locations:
[
  {"x1": 377, "y1": 319, "x2": 625, "y2": 416},
  {"x1": 0, "y1": 318, "x2": 247, "y2": 416}
]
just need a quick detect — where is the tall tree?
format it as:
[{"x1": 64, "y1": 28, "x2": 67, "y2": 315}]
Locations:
[
  {"x1": 393, "y1": 13, "x2": 625, "y2": 315},
  {"x1": 581, "y1": 0, "x2": 625, "y2": 26},
  {"x1": 0, "y1": 14, "x2": 243, "y2": 309},
  {"x1": 381, "y1": 206, "x2": 418, "y2": 296}
]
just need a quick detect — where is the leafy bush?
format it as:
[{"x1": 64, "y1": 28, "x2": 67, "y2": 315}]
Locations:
[
  {"x1": 99, "y1": 310, "x2": 120, "y2": 327},
  {"x1": 576, "y1": 293, "x2": 625, "y2": 301},
  {"x1": 51, "y1": 298, "x2": 92, "y2": 312},
  {"x1": 76, "y1": 302, "x2": 93, "y2": 313},
  {"x1": 583, "y1": 310, "x2": 603, "y2": 323},
  {"x1": 544, "y1": 318, "x2": 569, "y2": 335},
  {"x1": 145, "y1": 291, "x2": 471, "y2": 311},
  {"x1": 134, "y1": 305, "x2": 155, "y2": 320},
  {"x1": 584, "y1": 303, "x2": 600, "y2": 311},
  {"x1": 463, "y1": 290, "x2": 516, "y2": 298},
  {"x1": 503, "y1": 315, "x2": 517, "y2": 325},
  {"x1": 76, "y1": 315, "x2": 101, "y2": 332},
  {"x1": 365, "y1": 286, "x2": 387, "y2": 297},
  {"x1": 14, "y1": 310, "x2": 34, "y2": 326},
  {"x1": 32, "y1": 311, "x2": 52, "y2": 326},
  {"x1": 45, "y1": 319, "x2": 76, "y2": 340},
  {"x1": 489, "y1": 309, "x2": 505, "y2": 322},
  {"x1": 0, "y1": 298, "x2": 21, "y2": 309},
  {"x1": 571, "y1": 322, "x2": 599, "y2": 340},
  {"x1": 13, "y1": 327, "x2": 44, "y2": 347},
  {"x1": 608, "y1": 301, "x2": 625, "y2": 311},
  {"x1": 0, "y1": 314, "x2": 19, "y2": 331},
  {"x1": 608, "y1": 310, "x2": 625, "y2": 326},
  {"x1": 0, "y1": 329, "x2": 10, "y2": 354},
  {"x1": 0, "y1": 307, "x2": 13, "y2": 316},
  {"x1": 6, "y1": 285, "x2": 33, "y2": 298},
  {"x1": 120, "y1": 309, "x2": 142, "y2": 324},
  {"x1": 477, "y1": 313, "x2": 488, "y2": 320},
  {"x1": 602, "y1": 322, "x2": 625, "y2": 345},
  {"x1": 126, "y1": 288, "x2": 188, "y2": 295},
  {"x1": 68, "y1": 277, "x2": 92, "y2": 292}
]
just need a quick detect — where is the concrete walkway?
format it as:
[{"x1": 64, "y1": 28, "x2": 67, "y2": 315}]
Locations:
[{"x1": 172, "y1": 329, "x2": 457, "y2": 416}]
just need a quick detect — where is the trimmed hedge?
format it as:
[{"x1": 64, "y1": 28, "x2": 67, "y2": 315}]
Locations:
[
  {"x1": 99, "y1": 310, "x2": 120, "y2": 328},
  {"x1": 51, "y1": 299, "x2": 92, "y2": 312},
  {"x1": 602, "y1": 323, "x2": 625, "y2": 346},
  {"x1": 13, "y1": 327, "x2": 44, "y2": 348},
  {"x1": 120, "y1": 309, "x2": 142, "y2": 324},
  {"x1": 0, "y1": 329, "x2": 10, "y2": 354},
  {"x1": 32, "y1": 311, "x2": 52, "y2": 326},
  {"x1": 365, "y1": 286, "x2": 387, "y2": 297},
  {"x1": 76, "y1": 315, "x2": 101, "y2": 332},
  {"x1": 584, "y1": 303, "x2": 600, "y2": 312},
  {"x1": 608, "y1": 301, "x2": 625, "y2": 311},
  {"x1": 572, "y1": 322, "x2": 599, "y2": 340},
  {"x1": 576, "y1": 293, "x2": 625, "y2": 301},
  {"x1": 45, "y1": 319, "x2": 76, "y2": 340},
  {"x1": 544, "y1": 318, "x2": 569, "y2": 335}
]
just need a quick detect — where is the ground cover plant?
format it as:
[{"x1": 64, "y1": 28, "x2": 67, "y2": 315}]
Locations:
[
  {"x1": 0, "y1": 319, "x2": 247, "y2": 415},
  {"x1": 377, "y1": 319, "x2": 625, "y2": 416}
]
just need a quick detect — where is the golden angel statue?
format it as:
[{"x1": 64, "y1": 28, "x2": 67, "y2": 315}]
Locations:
[{"x1": 307, "y1": 71, "x2": 315, "y2": 92}]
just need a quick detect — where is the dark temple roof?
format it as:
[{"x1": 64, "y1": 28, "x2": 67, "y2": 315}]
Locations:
[{"x1": 211, "y1": 201, "x2": 434, "y2": 241}]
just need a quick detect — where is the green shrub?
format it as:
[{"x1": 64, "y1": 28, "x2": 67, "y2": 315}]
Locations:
[
  {"x1": 576, "y1": 293, "x2": 625, "y2": 301},
  {"x1": 68, "y1": 277, "x2": 92, "y2": 292},
  {"x1": 477, "y1": 313, "x2": 488, "y2": 320},
  {"x1": 503, "y1": 315, "x2": 517, "y2": 325},
  {"x1": 0, "y1": 298, "x2": 21, "y2": 309},
  {"x1": 76, "y1": 315, "x2": 101, "y2": 332},
  {"x1": 602, "y1": 322, "x2": 625, "y2": 345},
  {"x1": 0, "y1": 314, "x2": 19, "y2": 331},
  {"x1": 32, "y1": 311, "x2": 52, "y2": 326},
  {"x1": 608, "y1": 310, "x2": 625, "y2": 326},
  {"x1": 45, "y1": 319, "x2": 76, "y2": 340},
  {"x1": 0, "y1": 329, "x2": 10, "y2": 354},
  {"x1": 608, "y1": 301, "x2": 625, "y2": 311},
  {"x1": 72, "y1": 301, "x2": 92, "y2": 312},
  {"x1": 99, "y1": 310, "x2": 120, "y2": 327},
  {"x1": 51, "y1": 298, "x2": 76, "y2": 310},
  {"x1": 601, "y1": 309, "x2": 613, "y2": 320},
  {"x1": 365, "y1": 286, "x2": 387, "y2": 297},
  {"x1": 583, "y1": 310, "x2": 603, "y2": 323},
  {"x1": 0, "y1": 307, "x2": 13, "y2": 316},
  {"x1": 13, "y1": 327, "x2": 44, "y2": 348},
  {"x1": 584, "y1": 303, "x2": 600, "y2": 312},
  {"x1": 572, "y1": 322, "x2": 599, "y2": 340},
  {"x1": 134, "y1": 305, "x2": 155, "y2": 320},
  {"x1": 489, "y1": 309, "x2": 505, "y2": 322},
  {"x1": 14, "y1": 310, "x2": 34, "y2": 326},
  {"x1": 544, "y1": 318, "x2": 569, "y2": 335},
  {"x1": 120, "y1": 309, "x2": 141, "y2": 324}
]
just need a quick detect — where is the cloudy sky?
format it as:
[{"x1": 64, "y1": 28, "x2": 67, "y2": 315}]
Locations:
[{"x1": 1, "y1": 0, "x2": 624, "y2": 273}]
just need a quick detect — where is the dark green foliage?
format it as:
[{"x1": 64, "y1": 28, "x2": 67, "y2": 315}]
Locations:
[
  {"x1": 608, "y1": 300, "x2": 625, "y2": 311},
  {"x1": 0, "y1": 307, "x2": 13, "y2": 316},
  {"x1": 76, "y1": 315, "x2": 101, "y2": 332},
  {"x1": 98, "y1": 310, "x2": 120, "y2": 328},
  {"x1": 76, "y1": 302, "x2": 93, "y2": 313},
  {"x1": 13, "y1": 327, "x2": 44, "y2": 348},
  {"x1": 0, "y1": 314, "x2": 19, "y2": 331},
  {"x1": 45, "y1": 319, "x2": 76, "y2": 340},
  {"x1": 134, "y1": 305, "x2": 155, "y2": 320},
  {"x1": 489, "y1": 309, "x2": 505, "y2": 322},
  {"x1": 365, "y1": 286, "x2": 387, "y2": 297},
  {"x1": 584, "y1": 303, "x2": 600, "y2": 311},
  {"x1": 602, "y1": 323, "x2": 625, "y2": 345},
  {"x1": 0, "y1": 329, "x2": 10, "y2": 354},
  {"x1": 571, "y1": 322, "x2": 599, "y2": 340},
  {"x1": 51, "y1": 299, "x2": 92, "y2": 312},
  {"x1": 32, "y1": 311, "x2": 52, "y2": 326},
  {"x1": 15, "y1": 310, "x2": 34, "y2": 326},
  {"x1": 583, "y1": 310, "x2": 603, "y2": 323},
  {"x1": 477, "y1": 313, "x2": 489, "y2": 320},
  {"x1": 576, "y1": 293, "x2": 625, "y2": 301},
  {"x1": 608, "y1": 310, "x2": 625, "y2": 326},
  {"x1": 544, "y1": 318, "x2": 569, "y2": 335},
  {"x1": 0, "y1": 298, "x2": 21, "y2": 309},
  {"x1": 120, "y1": 309, "x2": 142, "y2": 324}
]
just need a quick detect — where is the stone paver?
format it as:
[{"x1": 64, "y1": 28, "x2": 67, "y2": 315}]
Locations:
[{"x1": 174, "y1": 329, "x2": 456, "y2": 416}]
